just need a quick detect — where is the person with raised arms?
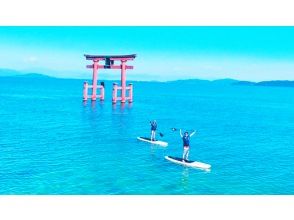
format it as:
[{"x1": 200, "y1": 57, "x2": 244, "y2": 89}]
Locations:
[{"x1": 180, "y1": 129, "x2": 196, "y2": 162}]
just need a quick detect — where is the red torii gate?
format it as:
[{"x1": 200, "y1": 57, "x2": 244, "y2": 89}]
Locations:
[{"x1": 83, "y1": 54, "x2": 136, "y2": 103}]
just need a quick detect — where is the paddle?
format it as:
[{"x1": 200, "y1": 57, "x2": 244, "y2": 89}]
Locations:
[{"x1": 171, "y1": 128, "x2": 196, "y2": 134}]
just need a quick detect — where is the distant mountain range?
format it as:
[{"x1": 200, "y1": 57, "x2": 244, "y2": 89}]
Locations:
[
  {"x1": 0, "y1": 68, "x2": 24, "y2": 77},
  {"x1": 168, "y1": 78, "x2": 294, "y2": 88},
  {"x1": 234, "y1": 80, "x2": 294, "y2": 87},
  {"x1": 167, "y1": 78, "x2": 239, "y2": 85},
  {"x1": 0, "y1": 68, "x2": 53, "y2": 78},
  {"x1": 0, "y1": 68, "x2": 294, "y2": 88},
  {"x1": 12, "y1": 73, "x2": 54, "y2": 78}
]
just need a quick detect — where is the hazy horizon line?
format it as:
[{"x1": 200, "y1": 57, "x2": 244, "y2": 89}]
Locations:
[{"x1": 1, "y1": 71, "x2": 294, "y2": 83}]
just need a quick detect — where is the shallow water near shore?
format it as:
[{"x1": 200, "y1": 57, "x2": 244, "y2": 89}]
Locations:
[{"x1": 0, "y1": 77, "x2": 294, "y2": 194}]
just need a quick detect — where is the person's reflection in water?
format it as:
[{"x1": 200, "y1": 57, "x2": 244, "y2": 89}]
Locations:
[
  {"x1": 181, "y1": 167, "x2": 190, "y2": 192},
  {"x1": 150, "y1": 145, "x2": 156, "y2": 157}
]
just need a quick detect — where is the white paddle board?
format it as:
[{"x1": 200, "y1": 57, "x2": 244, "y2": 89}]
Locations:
[
  {"x1": 137, "y1": 137, "x2": 168, "y2": 147},
  {"x1": 165, "y1": 156, "x2": 211, "y2": 170}
]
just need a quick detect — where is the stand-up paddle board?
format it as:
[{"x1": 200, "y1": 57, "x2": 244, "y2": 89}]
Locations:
[
  {"x1": 165, "y1": 156, "x2": 211, "y2": 170},
  {"x1": 137, "y1": 137, "x2": 168, "y2": 147}
]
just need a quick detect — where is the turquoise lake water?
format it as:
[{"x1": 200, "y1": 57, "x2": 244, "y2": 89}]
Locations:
[{"x1": 0, "y1": 76, "x2": 294, "y2": 194}]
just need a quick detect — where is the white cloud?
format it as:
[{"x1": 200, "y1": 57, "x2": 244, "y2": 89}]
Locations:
[{"x1": 24, "y1": 56, "x2": 38, "y2": 63}]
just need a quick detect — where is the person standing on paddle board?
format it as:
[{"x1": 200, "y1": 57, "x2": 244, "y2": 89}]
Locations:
[
  {"x1": 180, "y1": 129, "x2": 196, "y2": 162},
  {"x1": 150, "y1": 120, "x2": 157, "y2": 141}
]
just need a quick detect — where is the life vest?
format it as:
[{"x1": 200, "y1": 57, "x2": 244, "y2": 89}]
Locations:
[
  {"x1": 183, "y1": 135, "x2": 190, "y2": 146},
  {"x1": 151, "y1": 121, "x2": 157, "y2": 130}
]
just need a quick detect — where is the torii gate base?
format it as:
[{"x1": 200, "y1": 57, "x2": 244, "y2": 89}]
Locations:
[
  {"x1": 83, "y1": 81, "x2": 104, "y2": 101},
  {"x1": 83, "y1": 54, "x2": 136, "y2": 104}
]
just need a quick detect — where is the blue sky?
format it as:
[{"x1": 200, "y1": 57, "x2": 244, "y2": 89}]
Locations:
[{"x1": 0, "y1": 26, "x2": 294, "y2": 81}]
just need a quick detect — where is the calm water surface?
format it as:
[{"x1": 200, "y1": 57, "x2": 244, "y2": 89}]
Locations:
[{"x1": 0, "y1": 77, "x2": 294, "y2": 194}]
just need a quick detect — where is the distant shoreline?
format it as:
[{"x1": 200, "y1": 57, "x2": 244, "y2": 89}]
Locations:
[{"x1": 1, "y1": 69, "x2": 294, "y2": 88}]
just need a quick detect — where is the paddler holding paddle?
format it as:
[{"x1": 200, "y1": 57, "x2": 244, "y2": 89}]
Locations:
[
  {"x1": 180, "y1": 129, "x2": 196, "y2": 162},
  {"x1": 150, "y1": 120, "x2": 157, "y2": 141}
]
